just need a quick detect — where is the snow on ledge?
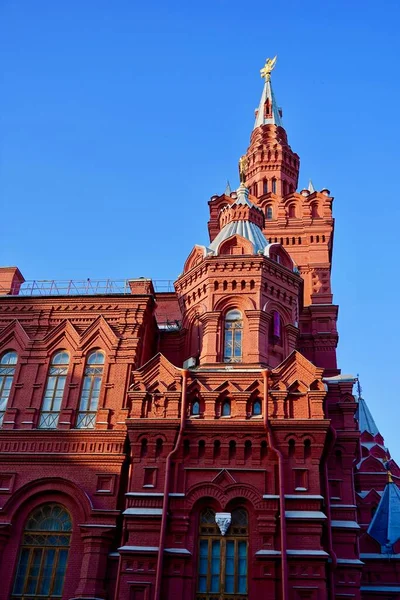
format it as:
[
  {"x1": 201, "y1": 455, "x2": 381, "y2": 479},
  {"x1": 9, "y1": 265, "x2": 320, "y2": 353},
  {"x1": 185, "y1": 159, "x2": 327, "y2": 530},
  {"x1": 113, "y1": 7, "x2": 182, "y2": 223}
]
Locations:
[
  {"x1": 331, "y1": 520, "x2": 360, "y2": 529},
  {"x1": 123, "y1": 508, "x2": 163, "y2": 516},
  {"x1": 118, "y1": 545, "x2": 159, "y2": 552},
  {"x1": 285, "y1": 511, "x2": 326, "y2": 519}
]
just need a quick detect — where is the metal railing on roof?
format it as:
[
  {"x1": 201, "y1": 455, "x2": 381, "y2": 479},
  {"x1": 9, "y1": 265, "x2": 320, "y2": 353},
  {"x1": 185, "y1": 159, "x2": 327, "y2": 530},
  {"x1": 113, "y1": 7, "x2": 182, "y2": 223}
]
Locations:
[{"x1": 5, "y1": 279, "x2": 175, "y2": 296}]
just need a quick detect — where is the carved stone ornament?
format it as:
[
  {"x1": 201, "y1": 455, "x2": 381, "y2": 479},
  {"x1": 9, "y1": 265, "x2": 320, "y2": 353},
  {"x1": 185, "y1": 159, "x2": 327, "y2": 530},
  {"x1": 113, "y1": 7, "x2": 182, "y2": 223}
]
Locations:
[{"x1": 215, "y1": 512, "x2": 231, "y2": 536}]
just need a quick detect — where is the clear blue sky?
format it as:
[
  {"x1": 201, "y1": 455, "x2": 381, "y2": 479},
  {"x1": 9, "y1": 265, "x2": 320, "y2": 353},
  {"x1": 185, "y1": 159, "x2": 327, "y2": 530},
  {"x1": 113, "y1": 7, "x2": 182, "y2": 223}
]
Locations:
[{"x1": 1, "y1": 1, "x2": 400, "y2": 455}]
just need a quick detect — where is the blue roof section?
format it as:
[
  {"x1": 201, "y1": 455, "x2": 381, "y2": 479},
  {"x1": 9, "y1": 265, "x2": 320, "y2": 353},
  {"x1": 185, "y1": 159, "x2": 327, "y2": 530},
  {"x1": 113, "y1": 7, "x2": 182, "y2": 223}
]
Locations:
[
  {"x1": 368, "y1": 482, "x2": 400, "y2": 552},
  {"x1": 208, "y1": 219, "x2": 269, "y2": 255},
  {"x1": 356, "y1": 396, "x2": 380, "y2": 437}
]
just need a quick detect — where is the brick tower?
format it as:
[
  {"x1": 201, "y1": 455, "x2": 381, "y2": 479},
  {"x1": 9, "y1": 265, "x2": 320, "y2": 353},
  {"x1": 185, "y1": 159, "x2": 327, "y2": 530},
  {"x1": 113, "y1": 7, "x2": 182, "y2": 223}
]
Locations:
[{"x1": 0, "y1": 58, "x2": 399, "y2": 600}]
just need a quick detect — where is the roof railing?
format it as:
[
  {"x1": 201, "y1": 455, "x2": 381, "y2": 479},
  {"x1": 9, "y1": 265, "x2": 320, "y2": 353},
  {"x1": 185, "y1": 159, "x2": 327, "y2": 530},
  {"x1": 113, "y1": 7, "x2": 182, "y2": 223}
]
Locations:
[{"x1": 3, "y1": 279, "x2": 175, "y2": 296}]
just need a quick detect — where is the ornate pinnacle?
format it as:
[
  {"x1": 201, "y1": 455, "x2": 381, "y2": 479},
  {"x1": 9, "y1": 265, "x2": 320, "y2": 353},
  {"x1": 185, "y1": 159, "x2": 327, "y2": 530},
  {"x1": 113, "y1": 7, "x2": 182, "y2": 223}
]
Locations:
[{"x1": 260, "y1": 56, "x2": 277, "y2": 82}]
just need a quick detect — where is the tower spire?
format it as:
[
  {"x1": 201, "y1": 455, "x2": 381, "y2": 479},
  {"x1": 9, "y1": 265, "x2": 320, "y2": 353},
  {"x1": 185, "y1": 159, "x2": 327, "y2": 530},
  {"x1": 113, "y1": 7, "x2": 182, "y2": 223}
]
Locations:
[{"x1": 254, "y1": 56, "x2": 282, "y2": 129}]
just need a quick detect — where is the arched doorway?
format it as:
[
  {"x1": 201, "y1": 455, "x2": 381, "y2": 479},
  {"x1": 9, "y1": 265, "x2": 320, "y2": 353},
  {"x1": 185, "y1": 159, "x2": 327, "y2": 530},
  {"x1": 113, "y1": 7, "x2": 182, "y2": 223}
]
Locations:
[{"x1": 196, "y1": 507, "x2": 248, "y2": 599}]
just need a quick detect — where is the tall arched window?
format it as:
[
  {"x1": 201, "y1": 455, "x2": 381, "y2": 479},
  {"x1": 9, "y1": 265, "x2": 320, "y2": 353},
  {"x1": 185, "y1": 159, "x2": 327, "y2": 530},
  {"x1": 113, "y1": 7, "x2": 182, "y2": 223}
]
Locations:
[
  {"x1": 191, "y1": 398, "x2": 200, "y2": 416},
  {"x1": 76, "y1": 349, "x2": 104, "y2": 429},
  {"x1": 197, "y1": 508, "x2": 248, "y2": 597},
  {"x1": 271, "y1": 178, "x2": 277, "y2": 194},
  {"x1": 311, "y1": 202, "x2": 319, "y2": 218},
  {"x1": 271, "y1": 311, "x2": 281, "y2": 343},
  {"x1": 38, "y1": 351, "x2": 69, "y2": 429},
  {"x1": 0, "y1": 351, "x2": 18, "y2": 426},
  {"x1": 12, "y1": 504, "x2": 71, "y2": 599},
  {"x1": 266, "y1": 205, "x2": 273, "y2": 220},
  {"x1": 222, "y1": 399, "x2": 231, "y2": 417},
  {"x1": 263, "y1": 179, "x2": 268, "y2": 194},
  {"x1": 223, "y1": 310, "x2": 243, "y2": 363},
  {"x1": 288, "y1": 203, "x2": 296, "y2": 218}
]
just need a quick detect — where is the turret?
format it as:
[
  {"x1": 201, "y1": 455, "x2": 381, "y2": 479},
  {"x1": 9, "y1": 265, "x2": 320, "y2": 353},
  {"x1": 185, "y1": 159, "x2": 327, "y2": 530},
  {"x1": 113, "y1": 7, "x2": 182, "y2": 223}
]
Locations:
[{"x1": 243, "y1": 57, "x2": 300, "y2": 199}]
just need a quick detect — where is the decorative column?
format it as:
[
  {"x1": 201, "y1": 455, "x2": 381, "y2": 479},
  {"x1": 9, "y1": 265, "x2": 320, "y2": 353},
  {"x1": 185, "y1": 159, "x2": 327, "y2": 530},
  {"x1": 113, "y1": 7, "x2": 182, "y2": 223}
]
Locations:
[
  {"x1": 0, "y1": 523, "x2": 11, "y2": 565},
  {"x1": 72, "y1": 525, "x2": 115, "y2": 600},
  {"x1": 199, "y1": 312, "x2": 220, "y2": 364},
  {"x1": 245, "y1": 310, "x2": 270, "y2": 364}
]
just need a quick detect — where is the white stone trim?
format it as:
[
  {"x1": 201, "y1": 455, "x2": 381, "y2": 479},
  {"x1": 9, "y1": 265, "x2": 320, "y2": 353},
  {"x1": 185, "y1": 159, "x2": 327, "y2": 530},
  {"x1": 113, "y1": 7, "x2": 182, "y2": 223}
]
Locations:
[
  {"x1": 331, "y1": 520, "x2": 360, "y2": 529},
  {"x1": 285, "y1": 511, "x2": 326, "y2": 519},
  {"x1": 118, "y1": 545, "x2": 159, "y2": 552},
  {"x1": 123, "y1": 508, "x2": 163, "y2": 516}
]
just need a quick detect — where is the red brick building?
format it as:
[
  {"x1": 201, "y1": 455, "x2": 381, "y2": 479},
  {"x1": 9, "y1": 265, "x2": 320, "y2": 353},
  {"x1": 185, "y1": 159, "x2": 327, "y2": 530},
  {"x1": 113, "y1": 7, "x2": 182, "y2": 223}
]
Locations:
[{"x1": 1, "y1": 59, "x2": 399, "y2": 600}]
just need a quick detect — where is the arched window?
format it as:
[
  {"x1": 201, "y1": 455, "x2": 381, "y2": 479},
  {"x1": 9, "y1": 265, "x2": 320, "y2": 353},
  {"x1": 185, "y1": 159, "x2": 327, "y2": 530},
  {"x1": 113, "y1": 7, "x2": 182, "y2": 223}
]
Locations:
[
  {"x1": 198, "y1": 440, "x2": 206, "y2": 459},
  {"x1": 76, "y1": 349, "x2": 104, "y2": 429},
  {"x1": 311, "y1": 202, "x2": 319, "y2": 218},
  {"x1": 288, "y1": 204, "x2": 296, "y2": 218},
  {"x1": 213, "y1": 439, "x2": 221, "y2": 459},
  {"x1": 0, "y1": 350, "x2": 18, "y2": 427},
  {"x1": 261, "y1": 440, "x2": 267, "y2": 460},
  {"x1": 244, "y1": 440, "x2": 252, "y2": 460},
  {"x1": 223, "y1": 310, "x2": 243, "y2": 363},
  {"x1": 229, "y1": 440, "x2": 236, "y2": 460},
  {"x1": 191, "y1": 399, "x2": 200, "y2": 416},
  {"x1": 289, "y1": 439, "x2": 295, "y2": 457},
  {"x1": 222, "y1": 400, "x2": 231, "y2": 417},
  {"x1": 271, "y1": 178, "x2": 277, "y2": 194},
  {"x1": 271, "y1": 311, "x2": 281, "y2": 343},
  {"x1": 197, "y1": 508, "x2": 248, "y2": 597},
  {"x1": 38, "y1": 351, "x2": 69, "y2": 429},
  {"x1": 263, "y1": 179, "x2": 268, "y2": 194},
  {"x1": 304, "y1": 439, "x2": 311, "y2": 460},
  {"x1": 12, "y1": 504, "x2": 71, "y2": 599},
  {"x1": 140, "y1": 438, "x2": 148, "y2": 458},
  {"x1": 156, "y1": 438, "x2": 163, "y2": 458},
  {"x1": 252, "y1": 400, "x2": 262, "y2": 416},
  {"x1": 266, "y1": 205, "x2": 273, "y2": 220}
]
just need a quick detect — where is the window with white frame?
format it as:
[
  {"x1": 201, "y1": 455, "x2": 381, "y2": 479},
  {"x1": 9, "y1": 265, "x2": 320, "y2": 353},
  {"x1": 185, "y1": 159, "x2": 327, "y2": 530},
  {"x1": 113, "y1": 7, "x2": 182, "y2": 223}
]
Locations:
[
  {"x1": 38, "y1": 351, "x2": 69, "y2": 429},
  {"x1": 223, "y1": 310, "x2": 243, "y2": 363},
  {"x1": 76, "y1": 349, "x2": 104, "y2": 429}
]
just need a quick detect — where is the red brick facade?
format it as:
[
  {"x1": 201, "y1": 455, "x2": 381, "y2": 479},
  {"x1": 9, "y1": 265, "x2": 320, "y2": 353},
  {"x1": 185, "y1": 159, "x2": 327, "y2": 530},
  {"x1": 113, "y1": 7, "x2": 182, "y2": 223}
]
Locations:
[{"x1": 1, "y1": 67, "x2": 398, "y2": 600}]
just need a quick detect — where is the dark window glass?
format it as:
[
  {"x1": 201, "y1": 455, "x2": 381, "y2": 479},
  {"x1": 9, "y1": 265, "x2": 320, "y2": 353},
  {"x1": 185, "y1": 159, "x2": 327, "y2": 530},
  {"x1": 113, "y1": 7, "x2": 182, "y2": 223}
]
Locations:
[
  {"x1": 197, "y1": 508, "x2": 248, "y2": 597},
  {"x1": 12, "y1": 504, "x2": 71, "y2": 600},
  {"x1": 38, "y1": 351, "x2": 69, "y2": 429},
  {"x1": 222, "y1": 400, "x2": 231, "y2": 417},
  {"x1": 76, "y1": 350, "x2": 105, "y2": 429},
  {"x1": 0, "y1": 351, "x2": 18, "y2": 426},
  {"x1": 224, "y1": 310, "x2": 243, "y2": 363}
]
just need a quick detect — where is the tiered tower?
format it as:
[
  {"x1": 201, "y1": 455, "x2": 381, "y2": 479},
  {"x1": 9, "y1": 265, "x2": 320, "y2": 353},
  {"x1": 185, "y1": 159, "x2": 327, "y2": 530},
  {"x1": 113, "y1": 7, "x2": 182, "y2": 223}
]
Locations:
[{"x1": 208, "y1": 57, "x2": 338, "y2": 372}]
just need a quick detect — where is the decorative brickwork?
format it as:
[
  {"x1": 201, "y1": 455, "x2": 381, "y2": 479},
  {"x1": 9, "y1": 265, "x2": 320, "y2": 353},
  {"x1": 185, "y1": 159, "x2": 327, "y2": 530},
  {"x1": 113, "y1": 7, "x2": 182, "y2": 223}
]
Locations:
[{"x1": 0, "y1": 64, "x2": 397, "y2": 600}]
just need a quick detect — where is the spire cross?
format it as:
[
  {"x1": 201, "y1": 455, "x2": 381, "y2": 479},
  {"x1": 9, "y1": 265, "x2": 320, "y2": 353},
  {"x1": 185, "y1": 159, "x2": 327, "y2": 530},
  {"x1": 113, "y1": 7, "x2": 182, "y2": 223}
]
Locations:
[{"x1": 260, "y1": 56, "x2": 277, "y2": 82}]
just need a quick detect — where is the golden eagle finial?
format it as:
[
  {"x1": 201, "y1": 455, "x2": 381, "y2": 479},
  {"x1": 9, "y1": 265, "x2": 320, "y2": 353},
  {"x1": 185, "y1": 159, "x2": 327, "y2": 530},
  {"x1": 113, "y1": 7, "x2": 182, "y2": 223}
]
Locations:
[{"x1": 260, "y1": 56, "x2": 277, "y2": 81}]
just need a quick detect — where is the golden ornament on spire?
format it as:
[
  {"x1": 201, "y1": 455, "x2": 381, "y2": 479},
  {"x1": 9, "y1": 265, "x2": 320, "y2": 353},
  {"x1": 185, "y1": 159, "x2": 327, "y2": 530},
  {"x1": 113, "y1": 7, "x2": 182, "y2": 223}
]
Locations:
[
  {"x1": 238, "y1": 155, "x2": 248, "y2": 184},
  {"x1": 260, "y1": 56, "x2": 277, "y2": 81}
]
